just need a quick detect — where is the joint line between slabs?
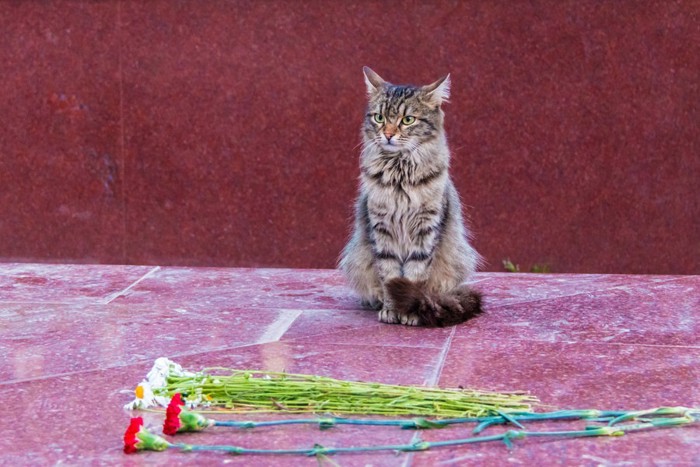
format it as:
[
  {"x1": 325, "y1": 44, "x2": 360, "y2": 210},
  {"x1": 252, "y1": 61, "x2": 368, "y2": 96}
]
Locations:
[{"x1": 102, "y1": 266, "x2": 161, "y2": 304}]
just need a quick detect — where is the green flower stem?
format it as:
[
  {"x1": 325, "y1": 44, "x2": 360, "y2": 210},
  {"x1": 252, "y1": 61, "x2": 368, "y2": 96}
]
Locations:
[
  {"x1": 170, "y1": 432, "x2": 515, "y2": 456},
  {"x1": 175, "y1": 443, "x2": 306, "y2": 455},
  {"x1": 607, "y1": 406, "x2": 696, "y2": 426},
  {"x1": 142, "y1": 408, "x2": 699, "y2": 457},
  {"x1": 207, "y1": 410, "x2": 628, "y2": 432},
  {"x1": 167, "y1": 414, "x2": 699, "y2": 457}
]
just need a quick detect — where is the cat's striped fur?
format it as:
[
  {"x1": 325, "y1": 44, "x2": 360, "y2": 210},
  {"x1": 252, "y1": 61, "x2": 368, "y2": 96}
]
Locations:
[{"x1": 339, "y1": 67, "x2": 483, "y2": 327}]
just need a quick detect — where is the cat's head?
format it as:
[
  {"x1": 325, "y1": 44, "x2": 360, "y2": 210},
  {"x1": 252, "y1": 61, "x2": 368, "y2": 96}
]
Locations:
[{"x1": 361, "y1": 66, "x2": 450, "y2": 154}]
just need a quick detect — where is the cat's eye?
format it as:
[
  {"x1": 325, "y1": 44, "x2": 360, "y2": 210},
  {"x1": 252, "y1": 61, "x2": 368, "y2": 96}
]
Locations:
[
  {"x1": 401, "y1": 116, "x2": 416, "y2": 125},
  {"x1": 373, "y1": 113, "x2": 385, "y2": 124}
]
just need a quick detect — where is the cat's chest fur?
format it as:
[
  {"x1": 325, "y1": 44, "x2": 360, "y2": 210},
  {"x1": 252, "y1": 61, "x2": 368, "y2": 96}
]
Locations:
[
  {"x1": 362, "y1": 151, "x2": 447, "y2": 251},
  {"x1": 362, "y1": 151, "x2": 445, "y2": 187}
]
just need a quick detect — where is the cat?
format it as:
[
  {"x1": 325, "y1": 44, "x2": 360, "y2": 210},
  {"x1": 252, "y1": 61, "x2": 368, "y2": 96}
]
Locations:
[{"x1": 339, "y1": 67, "x2": 483, "y2": 327}]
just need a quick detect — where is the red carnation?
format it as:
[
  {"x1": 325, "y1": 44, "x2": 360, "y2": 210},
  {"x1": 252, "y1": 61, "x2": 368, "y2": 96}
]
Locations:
[
  {"x1": 123, "y1": 417, "x2": 143, "y2": 454},
  {"x1": 163, "y1": 393, "x2": 184, "y2": 435},
  {"x1": 123, "y1": 416, "x2": 170, "y2": 454}
]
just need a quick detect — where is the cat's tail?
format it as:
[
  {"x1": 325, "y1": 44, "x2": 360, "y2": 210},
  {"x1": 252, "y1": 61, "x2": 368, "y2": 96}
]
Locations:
[{"x1": 385, "y1": 278, "x2": 483, "y2": 327}]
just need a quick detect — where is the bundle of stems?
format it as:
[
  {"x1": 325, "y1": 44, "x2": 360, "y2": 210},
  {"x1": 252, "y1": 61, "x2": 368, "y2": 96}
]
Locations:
[{"x1": 159, "y1": 367, "x2": 538, "y2": 418}]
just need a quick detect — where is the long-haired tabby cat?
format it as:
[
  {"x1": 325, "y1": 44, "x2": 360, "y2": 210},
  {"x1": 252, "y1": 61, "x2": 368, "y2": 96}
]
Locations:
[{"x1": 339, "y1": 67, "x2": 483, "y2": 327}]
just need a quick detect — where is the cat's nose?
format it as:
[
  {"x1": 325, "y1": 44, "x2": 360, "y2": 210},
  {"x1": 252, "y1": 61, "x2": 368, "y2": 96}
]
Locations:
[{"x1": 384, "y1": 133, "x2": 394, "y2": 141}]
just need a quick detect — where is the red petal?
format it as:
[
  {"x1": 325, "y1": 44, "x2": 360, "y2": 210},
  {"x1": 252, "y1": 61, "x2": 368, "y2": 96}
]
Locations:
[
  {"x1": 167, "y1": 395, "x2": 183, "y2": 414},
  {"x1": 162, "y1": 416, "x2": 181, "y2": 436},
  {"x1": 123, "y1": 417, "x2": 143, "y2": 454},
  {"x1": 123, "y1": 443, "x2": 138, "y2": 454},
  {"x1": 163, "y1": 396, "x2": 183, "y2": 435}
]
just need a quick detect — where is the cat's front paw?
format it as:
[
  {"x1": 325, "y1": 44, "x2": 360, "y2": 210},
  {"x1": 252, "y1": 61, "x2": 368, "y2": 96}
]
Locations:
[
  {"x1": 378, "y1": 308, "x2": 400, "y2": 324},
  {"x1": 400, "y1": 313, "x2": 421, "y2": 326},
  {"x1": 379, "y1": 308, "x2": 421, "y2": 326}
]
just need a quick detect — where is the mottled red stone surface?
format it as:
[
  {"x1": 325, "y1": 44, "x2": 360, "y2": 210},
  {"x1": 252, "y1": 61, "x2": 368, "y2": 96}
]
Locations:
[
  {"x1": 0, "y1": 263, "x2": 698, "y2": 464},
  {"x1": 0, "y1": 2, "x2": 124, "y2": 262},
  {"x1": 1, "y1": 1, "x2": 698, "y2": 273}
]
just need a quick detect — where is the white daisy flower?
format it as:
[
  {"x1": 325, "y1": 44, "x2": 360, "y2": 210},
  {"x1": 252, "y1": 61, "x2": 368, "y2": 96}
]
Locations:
[{"x1": 123, "y1": 358, "x2": 196, "y2": 410}]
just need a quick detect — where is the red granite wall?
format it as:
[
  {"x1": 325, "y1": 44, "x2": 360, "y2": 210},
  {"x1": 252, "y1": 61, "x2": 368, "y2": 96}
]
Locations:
[{"x1": 1, "y1": 1, "x2": 698, "y2": 274}]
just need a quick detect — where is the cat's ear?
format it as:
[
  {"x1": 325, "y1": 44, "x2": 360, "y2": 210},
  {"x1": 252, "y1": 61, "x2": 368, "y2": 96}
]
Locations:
[
  {"x1": 363, "y1": 66, "x2": 386, "y2": 95},
  {"x1": 423, "y1": 74, "x2": 451, "y2": 106}
]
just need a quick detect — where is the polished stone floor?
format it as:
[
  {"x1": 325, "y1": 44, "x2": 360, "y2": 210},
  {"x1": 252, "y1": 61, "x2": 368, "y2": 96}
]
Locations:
[{"x1": 0, "y1": 263, "x2": 698, "y2": 465}]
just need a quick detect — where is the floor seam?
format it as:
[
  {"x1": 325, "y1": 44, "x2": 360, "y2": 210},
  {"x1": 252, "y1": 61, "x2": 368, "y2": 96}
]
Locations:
[
  {"x1": 402, "y1": 326, "x2": 456, "y2": 467},
  {"x1": 258, "y1": 309, "x2": 303, "y2": 343},
  {"x1": 427, "y1": 326, "x2": 456, "y2": 386},
  {"x1": 102, "y1": 266, "x2": 160, "y2": 304}
]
